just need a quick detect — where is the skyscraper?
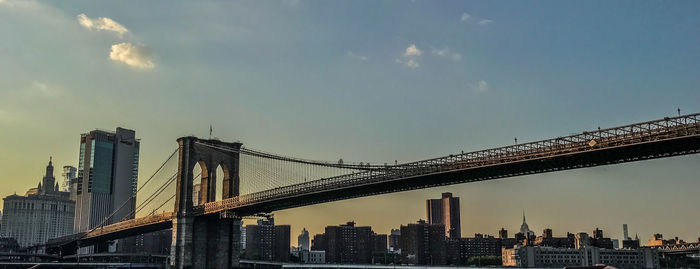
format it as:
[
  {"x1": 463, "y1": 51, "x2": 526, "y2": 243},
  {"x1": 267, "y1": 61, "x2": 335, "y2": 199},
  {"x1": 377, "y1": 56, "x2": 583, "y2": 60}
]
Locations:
[
  {"x1": 63, "y1": 166, "x2": 78, "y2": 201},
  {"x1": 426, "y1": 192, "x2": 461, "y2": 238},
  {"x1": 73, "y1": 128, "x2": 140, "y2": 234},
  {"x1": 61, "y1": 166, "x2": 76, "y2": 193},
  {"x1": 298, "y1": 228, "x2": 310, "y2": 251},
  {"x1": 519, "y1": 211, "x2": 533, "y2": 236},
  {"x1": 623, "y1": 224, "x2": 630, "y2": 240}
]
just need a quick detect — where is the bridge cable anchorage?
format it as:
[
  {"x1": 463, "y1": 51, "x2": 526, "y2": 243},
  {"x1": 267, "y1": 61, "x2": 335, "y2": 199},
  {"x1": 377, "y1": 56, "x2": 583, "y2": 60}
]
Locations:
[{"x1": 83, "y1": 148, "x2": 179, "y2": 238}]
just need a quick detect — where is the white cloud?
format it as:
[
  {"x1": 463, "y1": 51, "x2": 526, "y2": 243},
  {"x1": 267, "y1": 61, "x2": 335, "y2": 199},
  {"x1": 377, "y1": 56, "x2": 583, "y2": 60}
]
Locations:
[
  {"x1": 473, "y1": 80, "x2": 489, "y2": 92},
  {"x1": 33, "y1": 80, "x2": 47, "y2": 91},
  {"x1": 32, "y1": 80, "x2": 58, "y2": 97},
  {"x1": 0, "y1": 0, "x2": 35, "y2": 8},
  {"x1": 109, "y1": 43, "x2": 154, "y2": 69},
  {"x1": 403, "y1": 44, "x2": 422, "y2": 57},
  {"x1": 431, "y1": 47, "x2": 462, "y2": 61},
  {"x1": 460, "y1": 13, "x2": 471, "y2": 21},
  {"x1": 346, "y1": 51, "x2": 368, "y2": 61},
  {"x1": 406, "y1": 59, "x2": 420, "y2": 68},
  {"x1": 432, "y1": 48, "x2": 449, "y2": 57},
  {"x1": 77, "y1": 13, "x2": 128, "y2": 37},
  {"x1": 397, "y1": 44, "x2": 422, "y2": 68},
  {"x1": 478, "y1": 19, "x2": 494, "y2": 25},
  {"x1": 405, "y1": 59, "x2": 419, "y2": 68},
  {"x1": 395, "y1": 58, "x2": 419, "y2": 68}
]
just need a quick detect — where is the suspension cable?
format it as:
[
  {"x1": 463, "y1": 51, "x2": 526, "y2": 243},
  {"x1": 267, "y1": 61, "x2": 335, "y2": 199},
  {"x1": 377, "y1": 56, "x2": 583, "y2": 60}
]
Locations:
[
  {"x1": 86, "y1": 148, "x2": 178, "y2": 232},
  {"x1": 150, "y1": 194, "x2": 176, "y2": 215},
  {"x1": 194, "y1": 141, "x2": 388, "y2": 170},
  {"x1": 132, "y1": 173, "x2": 177, "y2": 216},
  {"x1": 136, "y1": 148, "x2": 178, "y2": 193},
  {"x1": 133, "y1": 172, "x2": 201, "y2": 217},
  {"x1": 79, "y1": 148, "x2": 179, "y2": 241}
]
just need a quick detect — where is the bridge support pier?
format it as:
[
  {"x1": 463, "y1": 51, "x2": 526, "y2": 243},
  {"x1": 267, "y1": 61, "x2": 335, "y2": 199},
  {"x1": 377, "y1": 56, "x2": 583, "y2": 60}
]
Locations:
[
  {"x1": 171, "y1": 217, "x2": 194, "y2": 268},
  {"x1": 172, "y1": 216, "x2": 241, "y2": 269},
  {"x1": 171, "y1": 217, "x2": 241, "y2": 269}
]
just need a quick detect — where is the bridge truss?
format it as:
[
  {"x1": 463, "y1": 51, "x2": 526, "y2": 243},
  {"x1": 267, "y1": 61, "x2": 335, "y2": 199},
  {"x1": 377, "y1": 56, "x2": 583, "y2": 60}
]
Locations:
[
  {"x1": 45, "y1": 113, "x2": 700, "y2": 253},
  {"x1": 195, "y1": 113, "x2": 700, "y2": 215}
]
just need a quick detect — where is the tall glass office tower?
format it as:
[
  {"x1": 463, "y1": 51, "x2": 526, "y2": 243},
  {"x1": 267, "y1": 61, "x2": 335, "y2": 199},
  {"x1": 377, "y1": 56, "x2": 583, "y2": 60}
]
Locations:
[{"x1": 74, "y1": 128, "x2": 139, "y2": 235}]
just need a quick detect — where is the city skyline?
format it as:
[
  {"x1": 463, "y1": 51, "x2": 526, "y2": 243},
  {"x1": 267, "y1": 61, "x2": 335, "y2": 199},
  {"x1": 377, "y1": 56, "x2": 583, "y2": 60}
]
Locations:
[
  {"x1": 1, "y1": 0, "x2": 699, "y2": 251},
  {"x1": 0, "y1": 140, "x2": 697, "y2": 247}
]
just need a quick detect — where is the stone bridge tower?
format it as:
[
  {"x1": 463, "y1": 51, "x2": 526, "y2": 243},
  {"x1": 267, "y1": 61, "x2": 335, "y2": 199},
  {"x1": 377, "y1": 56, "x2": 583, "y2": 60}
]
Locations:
[{"x1": 171, "y1": 136, "x2": 243, "y2": 269}]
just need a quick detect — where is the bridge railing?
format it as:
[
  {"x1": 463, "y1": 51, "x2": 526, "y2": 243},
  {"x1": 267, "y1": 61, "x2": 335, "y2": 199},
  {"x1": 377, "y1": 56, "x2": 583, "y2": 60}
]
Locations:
[
  {"x1": 44, "y1": 113, "x2": 700, "y2": 246},
  {"x1": 653, "y1": 242, "x2": 700, "y2": 252},
  {"x1": 399, "y1": 113, "x2": 699, "y2": 169},
  {"x1": 85, "y1": 211, "x2": 174, "y2": 238},
  {"x1": 195, "y1": 113, "x2": 700, "y2": 215}
]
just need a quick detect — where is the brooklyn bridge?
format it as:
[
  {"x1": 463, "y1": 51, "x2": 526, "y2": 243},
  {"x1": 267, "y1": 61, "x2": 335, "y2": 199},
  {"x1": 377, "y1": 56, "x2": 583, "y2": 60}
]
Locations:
[{"x1": 34, "y1": 113, "x2": 700, "y2": 268}]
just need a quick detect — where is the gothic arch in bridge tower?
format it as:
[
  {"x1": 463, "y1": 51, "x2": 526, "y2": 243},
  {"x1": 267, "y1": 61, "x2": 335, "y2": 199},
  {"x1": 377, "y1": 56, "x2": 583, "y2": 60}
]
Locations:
[
  {"x1": 192, "y1": 162, "x2": 204, "y2": 205},
  {"x1": 214, "y1": 163, "x2": 230, "y2": 202},
  {"x1": 174, "y1": 137, "x2": 242, "y2": 215}
]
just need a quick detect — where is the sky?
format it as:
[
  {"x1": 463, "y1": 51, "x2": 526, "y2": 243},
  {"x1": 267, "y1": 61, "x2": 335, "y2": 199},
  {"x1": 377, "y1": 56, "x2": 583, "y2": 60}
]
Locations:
[{"x1": 1, "y1": 0, "x2": 699, "y2": 246}]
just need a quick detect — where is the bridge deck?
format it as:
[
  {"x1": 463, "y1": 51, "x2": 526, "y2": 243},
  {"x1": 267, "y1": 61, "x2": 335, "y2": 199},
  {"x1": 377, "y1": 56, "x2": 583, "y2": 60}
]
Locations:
[
  {"x1": 653, "y1": 242, "x2": 700, "y2": 253},
  {"x1": 195, "y1": 113, "x2": 700, "y2": 215},
  {"x1": 47, "y1": 113, "x2": 700, "y2": 248}
]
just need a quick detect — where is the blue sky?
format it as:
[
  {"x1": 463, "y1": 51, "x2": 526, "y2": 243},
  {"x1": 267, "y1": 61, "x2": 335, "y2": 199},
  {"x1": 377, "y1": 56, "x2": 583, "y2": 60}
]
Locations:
[{"x1": 1, "y1": 0, "x2": 699, "y2": 244}]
